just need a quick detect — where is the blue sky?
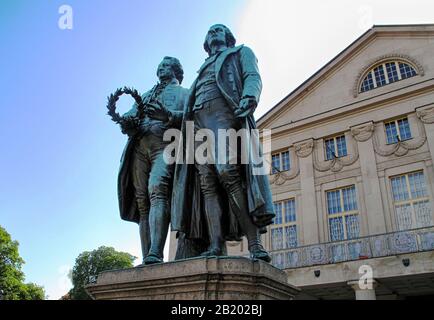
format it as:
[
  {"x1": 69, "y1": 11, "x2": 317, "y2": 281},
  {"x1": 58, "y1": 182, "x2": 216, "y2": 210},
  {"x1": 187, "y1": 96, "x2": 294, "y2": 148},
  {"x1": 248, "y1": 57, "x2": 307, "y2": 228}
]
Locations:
[
  {"x1": 0, "y1": 0, "x2": 247, "y2": 299},
  {"x1": 1, "y1": 0, "x2": 433, "y2": 299}
]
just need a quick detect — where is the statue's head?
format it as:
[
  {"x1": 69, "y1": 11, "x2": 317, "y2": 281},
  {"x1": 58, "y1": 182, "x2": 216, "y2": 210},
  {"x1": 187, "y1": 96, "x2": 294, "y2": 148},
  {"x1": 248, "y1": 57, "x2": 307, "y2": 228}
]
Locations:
[
  {"x1": 156, "y1": 56, "x2": 184, "y2": 84},
  {"x1": 203, "y1": 24, "x2": 236, "y2": 56}
]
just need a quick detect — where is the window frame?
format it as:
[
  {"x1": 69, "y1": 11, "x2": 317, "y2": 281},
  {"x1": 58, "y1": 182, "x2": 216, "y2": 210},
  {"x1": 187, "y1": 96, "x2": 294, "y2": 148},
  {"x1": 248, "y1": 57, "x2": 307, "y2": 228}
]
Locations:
[
  {"x1": 383, "y1": 117, "x2": 412, "y2": 145},
  {"x1": 326, "y1": 185, "x2": 360, "y2": 241},
  {"x1": 271, "y1": 150, "x2": 291, "y2": 174},
  {"x1": 324, "y1": 134, "x2": 348, "y2": 161},
  {"x1": 270, "y1": 198, "x2": 297, "y2": 250},
  {"x1": 359, "y1": 60, "x2": 418, "y2": 93},
  {"x1": 390, "y1": 171, "x2": 433, "y2": 231}
]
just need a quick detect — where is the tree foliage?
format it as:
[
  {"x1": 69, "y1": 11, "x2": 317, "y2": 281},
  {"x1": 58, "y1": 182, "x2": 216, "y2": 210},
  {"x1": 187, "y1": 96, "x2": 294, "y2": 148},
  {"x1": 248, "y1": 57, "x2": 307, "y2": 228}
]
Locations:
[
  {"x1": 69, "y1": 246, "x2": 136, "y2": 300},
  {"x1": 0, "y1": 225, "x2": 45, "y2": 300}
]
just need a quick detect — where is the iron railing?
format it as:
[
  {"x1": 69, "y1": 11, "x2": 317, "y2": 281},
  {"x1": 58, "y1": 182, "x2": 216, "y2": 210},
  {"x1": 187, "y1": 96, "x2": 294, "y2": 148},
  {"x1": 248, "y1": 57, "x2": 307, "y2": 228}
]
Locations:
[{"x1": 270, "y1": 226, "x2": 434, "y2": 269}]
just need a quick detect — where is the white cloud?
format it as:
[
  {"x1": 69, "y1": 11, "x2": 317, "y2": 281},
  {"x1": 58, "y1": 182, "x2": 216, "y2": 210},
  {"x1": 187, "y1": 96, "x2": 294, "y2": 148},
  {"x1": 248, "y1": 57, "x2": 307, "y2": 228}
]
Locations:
[{"x1": 44, "y1": 264, "x2": 72, "y2": 300}]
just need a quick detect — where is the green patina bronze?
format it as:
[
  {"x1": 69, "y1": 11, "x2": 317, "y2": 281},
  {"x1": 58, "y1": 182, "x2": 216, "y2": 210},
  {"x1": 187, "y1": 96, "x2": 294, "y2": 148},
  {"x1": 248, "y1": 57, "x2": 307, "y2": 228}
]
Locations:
[{"x1": 109, "y1": 25, "x2": 275, "y2": 265}]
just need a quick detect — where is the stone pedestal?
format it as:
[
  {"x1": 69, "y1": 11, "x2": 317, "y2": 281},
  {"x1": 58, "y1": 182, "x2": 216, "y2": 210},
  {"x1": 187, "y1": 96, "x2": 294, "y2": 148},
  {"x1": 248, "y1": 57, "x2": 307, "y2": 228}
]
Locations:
[{"x1": 85, "y1": 256, "x2": 300, "y2": 300}]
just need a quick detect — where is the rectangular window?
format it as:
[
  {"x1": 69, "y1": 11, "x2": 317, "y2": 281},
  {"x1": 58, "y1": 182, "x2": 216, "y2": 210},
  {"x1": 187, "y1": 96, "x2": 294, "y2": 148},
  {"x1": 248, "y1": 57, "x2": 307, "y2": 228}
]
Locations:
[
  {"x1": 271, "y1": 151, "x2": 290, "y2": 173},
  {"x1": 281, "y1": 151, "x2": 290, "y2": 171},
  {"x1": 324, "y1": 135, "x2": 347, "y2": 160},
  {"x1": 284, "y1": 199, "x2": 296, "y2": 222},
  {"x1": 273, "y1": 202, "x2": 283, "y2": 224},
  {"x1": 391, "y1": 171, "x2": 433, "y2": 231},
  {"x1": 271, "y1": 228, "x2": 284, "y2": 250},
  {"x1": 271, "y1": 199, "x2": 297, "y2": 250},
  {"x1": 384, "y1": 117, "x2": 412, "y2": 144},
  {"x1": 397, "y1": 118, "x2": 412, "y2": 140},
  {"x1": 271, "y1": 154, "x2": 280, "y2": 174},
  {"x1": 326, "y1": 185, "x2": 360, "y2": 241}
]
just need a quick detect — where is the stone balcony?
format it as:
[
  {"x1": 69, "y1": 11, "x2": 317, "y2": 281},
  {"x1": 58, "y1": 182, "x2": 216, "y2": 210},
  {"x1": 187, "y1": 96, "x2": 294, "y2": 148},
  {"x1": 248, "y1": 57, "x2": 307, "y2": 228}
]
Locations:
[{"x1": 270, "y1": 226, "x2": 434, "y2": 269}]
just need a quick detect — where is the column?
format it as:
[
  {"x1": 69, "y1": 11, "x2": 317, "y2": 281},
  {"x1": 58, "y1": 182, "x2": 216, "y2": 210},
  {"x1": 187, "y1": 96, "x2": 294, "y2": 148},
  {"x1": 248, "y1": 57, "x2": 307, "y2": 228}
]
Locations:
[
  {"x1": 417, "y1": 106, "x2": 434, "y2": 223},
  {"x1": 347, "y1": 280, "x2": 377, "y2": 300},
  {"x1": 417, "y1": 106, "x2": 434, "y2": 166},
  {"x1": 351, "y1": 122, "x2": 387, "y2": 235},
  {"x1": 295, "y1": 139, "x2": 319, "y2": 245}
]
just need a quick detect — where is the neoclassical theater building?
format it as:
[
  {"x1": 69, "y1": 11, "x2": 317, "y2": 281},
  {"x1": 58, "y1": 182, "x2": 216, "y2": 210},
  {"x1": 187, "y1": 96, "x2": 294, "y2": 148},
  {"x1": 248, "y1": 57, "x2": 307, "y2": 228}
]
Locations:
[{"x1": 169, "y1": 24, "x2": 434, "y2": 299}]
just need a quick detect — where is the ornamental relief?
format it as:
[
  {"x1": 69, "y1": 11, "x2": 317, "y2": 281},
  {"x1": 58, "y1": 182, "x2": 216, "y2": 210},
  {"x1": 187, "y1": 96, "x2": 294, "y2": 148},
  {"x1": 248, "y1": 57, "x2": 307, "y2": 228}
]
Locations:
[
  {"x1": 312, "y1": 136, "x2": 359, "y2": 173},
  {"x1": 416, "y1": 106, "x2": 434, "y2": 124},
  {"x1": 269, "y1": 113, "x2": 428, "y2": 182},
  {"x1": 294, "y1": 140, "x2": 314, "y2": 158},
  {"x1": 371, "y1": 117, "x2": 427, "y2": 157},
  {"x1": 350, "y1": 122, "x2": 375, "y2": 142},
  {"x1": 269, "y1": 157, "x2": 300, "y2": 185},
  {"x1": 269, "y1": 147, "x2": 300, "y2": 186}
]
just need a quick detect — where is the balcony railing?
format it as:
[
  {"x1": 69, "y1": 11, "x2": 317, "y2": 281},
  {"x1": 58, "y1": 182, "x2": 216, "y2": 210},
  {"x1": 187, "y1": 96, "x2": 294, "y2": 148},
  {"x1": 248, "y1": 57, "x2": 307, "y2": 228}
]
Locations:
[{"x1": 270, "y1": 226, "x2": 434, "y2": 269}]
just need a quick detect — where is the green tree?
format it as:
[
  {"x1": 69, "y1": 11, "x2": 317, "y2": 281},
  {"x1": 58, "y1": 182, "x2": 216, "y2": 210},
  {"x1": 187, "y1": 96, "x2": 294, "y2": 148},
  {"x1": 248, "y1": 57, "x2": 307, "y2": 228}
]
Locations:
[
  {"x1": 69, "y1": 246, "x2": 136, "y2": 300},
  {"x1": 0, "y1": 225, "x2": 45, "y2": 300}
]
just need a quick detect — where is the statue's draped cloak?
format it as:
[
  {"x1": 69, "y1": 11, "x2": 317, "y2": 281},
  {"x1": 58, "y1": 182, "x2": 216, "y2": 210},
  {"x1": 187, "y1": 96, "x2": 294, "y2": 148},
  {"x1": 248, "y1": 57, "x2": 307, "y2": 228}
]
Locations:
[
  {"x1": 118, "y1": 83, "x2": 189, "y2": 223},
  {"x1": 171, "y1": 45, "x2": 275, "y2": 241}
]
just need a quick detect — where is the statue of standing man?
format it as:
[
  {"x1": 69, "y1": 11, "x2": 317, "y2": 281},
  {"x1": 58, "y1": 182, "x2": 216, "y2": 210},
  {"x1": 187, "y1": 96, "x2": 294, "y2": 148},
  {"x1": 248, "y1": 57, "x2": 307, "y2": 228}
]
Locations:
[
  {"x1": 170, "y1": 24, "x2": 275, "y2": 262},
  {"x1": 117, "y1": 57, "x2": 189, "y2": 265}
]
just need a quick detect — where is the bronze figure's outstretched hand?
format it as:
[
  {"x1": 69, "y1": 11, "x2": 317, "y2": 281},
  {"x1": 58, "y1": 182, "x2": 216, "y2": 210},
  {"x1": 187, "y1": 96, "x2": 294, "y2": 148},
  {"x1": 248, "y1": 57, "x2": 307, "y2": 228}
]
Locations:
[
  {"x1": 234, "y1": 97, "x2": 257, "y2": 118},
  {"x1": 144, "y1": 101, "x2": 171, "y2": 122}
]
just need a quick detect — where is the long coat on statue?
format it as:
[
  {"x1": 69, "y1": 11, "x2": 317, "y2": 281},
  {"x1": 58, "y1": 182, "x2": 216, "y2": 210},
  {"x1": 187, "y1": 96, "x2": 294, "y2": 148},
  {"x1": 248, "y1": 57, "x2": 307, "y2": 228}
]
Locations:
[
  {"x1": 118, "y1": 82, "x2": 189, "y2": 224},
  {"x1": 171, "y1": 45, "x2": 275, "y2": 242}
]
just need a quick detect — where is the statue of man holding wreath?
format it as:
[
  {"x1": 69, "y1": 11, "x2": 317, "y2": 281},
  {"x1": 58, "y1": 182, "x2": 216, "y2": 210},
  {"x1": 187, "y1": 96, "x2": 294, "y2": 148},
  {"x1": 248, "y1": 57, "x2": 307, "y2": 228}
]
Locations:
[{"x1": 113, "y1": 56, "x2": 189, "y2": 265}]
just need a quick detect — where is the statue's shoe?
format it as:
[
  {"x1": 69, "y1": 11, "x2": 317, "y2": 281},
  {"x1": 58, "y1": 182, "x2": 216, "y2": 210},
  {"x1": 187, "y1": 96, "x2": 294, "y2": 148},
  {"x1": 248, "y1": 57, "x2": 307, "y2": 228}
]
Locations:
[
  {"x1": 144, "y1": 253, "x2": 163, "y2": 265},
  {"x1": 249, "y1": 245, "x2": 271, "y2": 263},
  {"x1": 200, "y1": 248, "x2": 224, "y2": 257}
]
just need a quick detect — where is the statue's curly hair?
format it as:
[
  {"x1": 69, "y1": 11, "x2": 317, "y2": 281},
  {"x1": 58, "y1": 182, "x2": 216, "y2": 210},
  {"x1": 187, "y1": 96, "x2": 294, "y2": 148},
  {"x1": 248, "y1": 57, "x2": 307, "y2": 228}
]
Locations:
[
  {"x1": 157, "y1": 56, "x2": 184, "y2": 84},
  {"x1": 203, "y1": 24, "x2": 236, "y2": 56}
]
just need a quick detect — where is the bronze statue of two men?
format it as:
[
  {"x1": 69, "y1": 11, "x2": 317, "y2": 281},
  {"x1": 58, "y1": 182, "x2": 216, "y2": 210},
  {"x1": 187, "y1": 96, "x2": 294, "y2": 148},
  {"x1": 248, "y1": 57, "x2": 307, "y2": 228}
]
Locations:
[{"x1": 114, "y1": 24, "x2": 275, "y2": 265}]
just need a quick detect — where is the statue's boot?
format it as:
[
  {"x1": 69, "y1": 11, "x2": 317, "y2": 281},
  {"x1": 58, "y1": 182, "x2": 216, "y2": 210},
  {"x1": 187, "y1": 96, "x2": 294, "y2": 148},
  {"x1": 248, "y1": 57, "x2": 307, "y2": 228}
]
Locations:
[
  {"x1": 137, "y1": 199, "x2": 150, "y2": 267},
  {"x1": 144, "y1": 200, "x2": 169, "y2": 265},
  {"x1": 200, "y1": 195, "x2": 225, "y2": 257},
  {"x1": 226, "y1": 183, "x2": 271, "y2": 263}
]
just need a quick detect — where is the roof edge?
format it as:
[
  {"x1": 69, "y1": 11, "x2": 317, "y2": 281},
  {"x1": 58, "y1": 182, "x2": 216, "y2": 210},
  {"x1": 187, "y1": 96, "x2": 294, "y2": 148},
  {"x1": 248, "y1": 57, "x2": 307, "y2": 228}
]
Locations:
[{"x1": 257, "y1": 23, "x2": 434, "y2": 127}]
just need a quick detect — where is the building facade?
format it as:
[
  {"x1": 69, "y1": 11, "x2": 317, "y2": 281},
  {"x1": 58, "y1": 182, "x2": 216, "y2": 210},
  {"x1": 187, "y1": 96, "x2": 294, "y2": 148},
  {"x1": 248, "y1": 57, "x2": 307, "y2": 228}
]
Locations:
[{"x1": 169, "y1": 24, "x2": 434, "y2": 299}]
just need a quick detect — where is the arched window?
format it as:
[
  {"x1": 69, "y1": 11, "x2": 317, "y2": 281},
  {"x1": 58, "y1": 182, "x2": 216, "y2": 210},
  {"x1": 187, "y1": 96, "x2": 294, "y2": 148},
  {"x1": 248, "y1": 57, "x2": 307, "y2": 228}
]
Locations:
[{"x1": 360, "y1": 60, "x2": 418, "y2": 93}]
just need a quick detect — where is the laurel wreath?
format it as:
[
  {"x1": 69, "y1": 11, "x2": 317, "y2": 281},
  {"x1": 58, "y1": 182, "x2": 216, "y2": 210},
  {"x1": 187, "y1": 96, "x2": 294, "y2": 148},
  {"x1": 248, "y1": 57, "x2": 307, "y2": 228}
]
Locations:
[{"x1": 106, "y1": 86, "x2": 145, "y2": 124}]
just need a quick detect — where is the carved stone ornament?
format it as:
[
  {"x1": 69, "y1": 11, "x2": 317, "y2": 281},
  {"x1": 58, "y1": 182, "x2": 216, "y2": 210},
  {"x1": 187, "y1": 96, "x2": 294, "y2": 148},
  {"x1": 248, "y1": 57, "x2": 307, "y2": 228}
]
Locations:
[
  {"x1": 416, "y1": 106, "x2": 434, "y2": 124},
  {"x1": 372, "y1": 118, "x2": 427, "y2": 157},
  {"x1": 350, "y1": 122, "x2": 375, "y2": 142},
  {"x1": 294, "y1": 140, "x2": 314, "y2": 158},
  {"x1": 312, "y1": 137, "x2": 359, "y2": 173},
  {"x1": 269, "y1": 157, "x2": 300, "y2": 185}
]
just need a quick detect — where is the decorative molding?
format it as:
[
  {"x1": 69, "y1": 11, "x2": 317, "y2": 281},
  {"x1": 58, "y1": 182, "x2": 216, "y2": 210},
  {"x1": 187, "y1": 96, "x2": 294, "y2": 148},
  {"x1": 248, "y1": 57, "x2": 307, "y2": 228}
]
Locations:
[
  {"x1": 351, "y1": 122, "x2": 375, "y2": 142},
  {"x1": 416, "y1": 106, "x2": 434, "y2": 124},
  {"x1": 294, "y1": 139, "x2": 314, "y2": 158},
  {"x1": 269, "y1": 109, "x2": 429, "y2": 179},
  {"x1": 312, "y1": 137, "x2": 359, "y2": 173},
  {"x1": 269, "y1": 158, "x2": 300, "y2": 185},
  {"x1": 372, "y1": 119, "x2": 427, "y2": 157},
  {"x1": 353, "y1": 53, "x2": 425, "y2": 98}
]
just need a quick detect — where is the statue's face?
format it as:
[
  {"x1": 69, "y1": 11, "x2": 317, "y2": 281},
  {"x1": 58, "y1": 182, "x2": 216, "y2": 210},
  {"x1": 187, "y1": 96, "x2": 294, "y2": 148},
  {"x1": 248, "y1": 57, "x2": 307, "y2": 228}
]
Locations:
[
  {"x1": 206, "y1": 25, "x2": 226, "y2": 48},
  {"x1": 157, "y1": 59, "x2": 175, "y2": 81}
]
